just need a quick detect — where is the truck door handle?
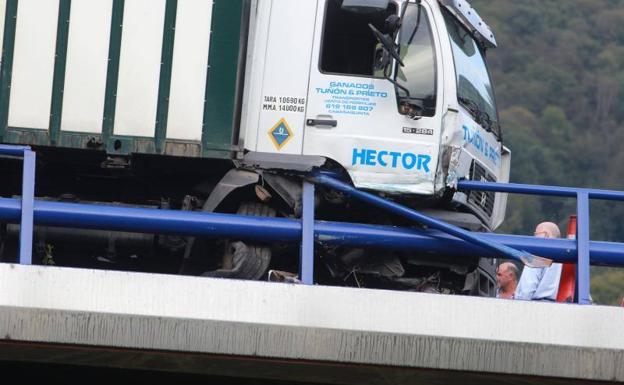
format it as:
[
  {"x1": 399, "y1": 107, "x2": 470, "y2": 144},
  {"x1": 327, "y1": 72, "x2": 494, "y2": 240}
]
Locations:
[{"x1": 306, "y1": 119, "x2": 337, "y2": 127}]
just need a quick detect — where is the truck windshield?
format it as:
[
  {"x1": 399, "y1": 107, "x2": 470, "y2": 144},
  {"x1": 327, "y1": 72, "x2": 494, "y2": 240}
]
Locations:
[
  {"x1": 442, "y1": 9, "x2": 499, "y2": 131},
  {"x1": 395, "y1": 4, "x2": 437, "y2": 117}
]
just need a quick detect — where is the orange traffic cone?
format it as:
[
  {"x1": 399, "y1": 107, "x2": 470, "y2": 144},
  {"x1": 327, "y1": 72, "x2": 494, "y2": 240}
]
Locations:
[{"x1": 557, "y1": 215, "x2": 577, "y2": 303}]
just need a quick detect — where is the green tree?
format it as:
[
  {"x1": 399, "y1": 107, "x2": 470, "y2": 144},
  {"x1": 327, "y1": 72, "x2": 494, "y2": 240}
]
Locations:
[{"x1": 471, "y1": 0, "x2": 624, "y2": 305}]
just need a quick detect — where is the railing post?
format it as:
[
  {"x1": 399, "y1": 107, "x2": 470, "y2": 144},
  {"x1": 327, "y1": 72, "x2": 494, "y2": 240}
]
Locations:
[
  {"x1": 576, "y1": 192, "x2": 591, "y2": 304},
  {"x1": 300, "y1": 181, "x2": 315, "y2": 284},
  {"x1": 19, "y1": 149, "x2": 36, "y2": 265},
  {"x1": 0, "y1": 145, "x2": 36, "y2": 265},
  {"x1": 299, "y1": 181, "x2": 314, "y2": 285}
]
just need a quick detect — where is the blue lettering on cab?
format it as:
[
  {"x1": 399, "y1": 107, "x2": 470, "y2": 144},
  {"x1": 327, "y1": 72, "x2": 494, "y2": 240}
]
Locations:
[
  {"x1": 462, "y1": 125, "x2": 501, "y2": 166},
  {"x1": 352, "y1": 148, "x2": 431, "y2": 173}
]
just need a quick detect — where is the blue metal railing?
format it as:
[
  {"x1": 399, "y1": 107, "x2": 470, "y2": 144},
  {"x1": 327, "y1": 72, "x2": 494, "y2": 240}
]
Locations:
[
  {"x1": 0, "y1": 144, "x2": 35, "y2": 265},
  {"x1": 2, "y1": 143, "x2": 624, "y2": 304},
  {"x1": 310, "y1": 174, "x2": 624, "y2": 304},
  {"x1": 457, "y1": 180, "x2": 624, "y2": 305},
  {"x1": 1, "y1": 196, "x2": 624, "y2": 264}
]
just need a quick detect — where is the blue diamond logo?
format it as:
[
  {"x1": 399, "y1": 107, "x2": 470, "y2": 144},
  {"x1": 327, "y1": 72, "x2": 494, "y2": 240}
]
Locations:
[{"x1": 268, "y1": 118, "x2": 293, "y2": 150}]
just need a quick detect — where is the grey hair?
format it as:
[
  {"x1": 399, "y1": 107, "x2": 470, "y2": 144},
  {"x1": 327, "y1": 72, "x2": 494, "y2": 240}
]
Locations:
[
  {"x1": 506, "y1": 263, "x2": 520, "y2": 281},
  {"x1": 499, "y1": 262, "x2": 520, "y2": 281}
]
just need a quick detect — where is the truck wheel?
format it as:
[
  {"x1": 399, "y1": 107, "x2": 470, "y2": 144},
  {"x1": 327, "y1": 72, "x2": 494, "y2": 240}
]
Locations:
[{"x1": 202, "y1": 202, "x2": 275, "y2": 280}]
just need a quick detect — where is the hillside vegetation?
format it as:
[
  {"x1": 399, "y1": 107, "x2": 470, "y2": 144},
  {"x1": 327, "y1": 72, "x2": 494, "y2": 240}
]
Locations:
[{"x1": 472, "y1": 0, "x2": 624, "y2": 305}]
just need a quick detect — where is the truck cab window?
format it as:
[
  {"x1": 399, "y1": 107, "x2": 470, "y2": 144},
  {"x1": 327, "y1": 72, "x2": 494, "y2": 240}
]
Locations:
[
  {"x1": 395, "y1": 4, "x2": 437, "y2": 117},
  {"x1": 320, "y1": 0, "x2": 397, "y2": 76},
  {"x1": 442, "y1": 9, "x2": 499, "y2": 132}
]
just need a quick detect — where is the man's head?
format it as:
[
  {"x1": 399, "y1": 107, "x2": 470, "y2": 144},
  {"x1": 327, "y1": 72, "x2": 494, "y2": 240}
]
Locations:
[
  {"x1": 534, "y1": 222, "x2": 561, "y2": 239},
  {"x1": 496, "y1": 262, "x2": 519, "y2": 290}
]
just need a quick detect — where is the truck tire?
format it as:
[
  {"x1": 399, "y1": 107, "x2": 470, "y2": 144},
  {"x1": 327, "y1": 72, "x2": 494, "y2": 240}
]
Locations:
[{"x1": 202, "y1": 202, "x2": 275, "y2": 280}]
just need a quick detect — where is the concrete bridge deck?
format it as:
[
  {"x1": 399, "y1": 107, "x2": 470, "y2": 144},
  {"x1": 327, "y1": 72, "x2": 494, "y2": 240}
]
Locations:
[{"x1": 0, "y1": 264, "x2": 622, "y2": 384}]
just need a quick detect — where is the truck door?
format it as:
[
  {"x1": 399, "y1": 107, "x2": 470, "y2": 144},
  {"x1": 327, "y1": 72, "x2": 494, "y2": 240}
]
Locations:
[{"x1": 304, "y1": 0, "x2": 443, "y2": 195}]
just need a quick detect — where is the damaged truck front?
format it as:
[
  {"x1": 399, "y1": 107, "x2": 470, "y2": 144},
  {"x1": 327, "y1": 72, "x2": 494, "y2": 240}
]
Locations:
[{"x1": 238, "y1": 0, "x2": 510, "y2": 293}]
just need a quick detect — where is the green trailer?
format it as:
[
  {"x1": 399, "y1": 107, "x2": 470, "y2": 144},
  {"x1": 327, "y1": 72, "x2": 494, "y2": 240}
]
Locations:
[{"x1": 0, "y1": 0, "x2": 248, "y2": 159}]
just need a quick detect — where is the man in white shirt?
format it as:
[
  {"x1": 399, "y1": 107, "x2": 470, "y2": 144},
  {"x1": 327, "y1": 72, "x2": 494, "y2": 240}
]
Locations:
[{"x1": 514, "y1": 222, "x2": 562, "y2": 301}]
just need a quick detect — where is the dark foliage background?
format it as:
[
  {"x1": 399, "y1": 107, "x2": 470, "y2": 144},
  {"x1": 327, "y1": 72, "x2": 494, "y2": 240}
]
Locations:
[{"x1": 471, "y1": 0, "x2": 624, "y2": 305}]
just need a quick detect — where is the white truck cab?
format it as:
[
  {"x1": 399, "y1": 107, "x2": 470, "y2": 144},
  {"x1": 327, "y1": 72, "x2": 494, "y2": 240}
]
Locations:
[{"x1": 242, "y1": 0, "x2": 510, "y2": 230}]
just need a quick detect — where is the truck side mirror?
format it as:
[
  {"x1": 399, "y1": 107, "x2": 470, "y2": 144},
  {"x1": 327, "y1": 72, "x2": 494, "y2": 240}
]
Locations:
[
  {"x1": 373, "y1": 44, "x2": 392, "y2": 72},
  {"x1": 368, "y1": 24, "x2": 404, "y2": 67},
  {"x1": 385, "y1": 14, "x2": 402, "y2": 35},
  {"x1": 372, "y1": 15, "x2": 402, "y2": 73}
]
